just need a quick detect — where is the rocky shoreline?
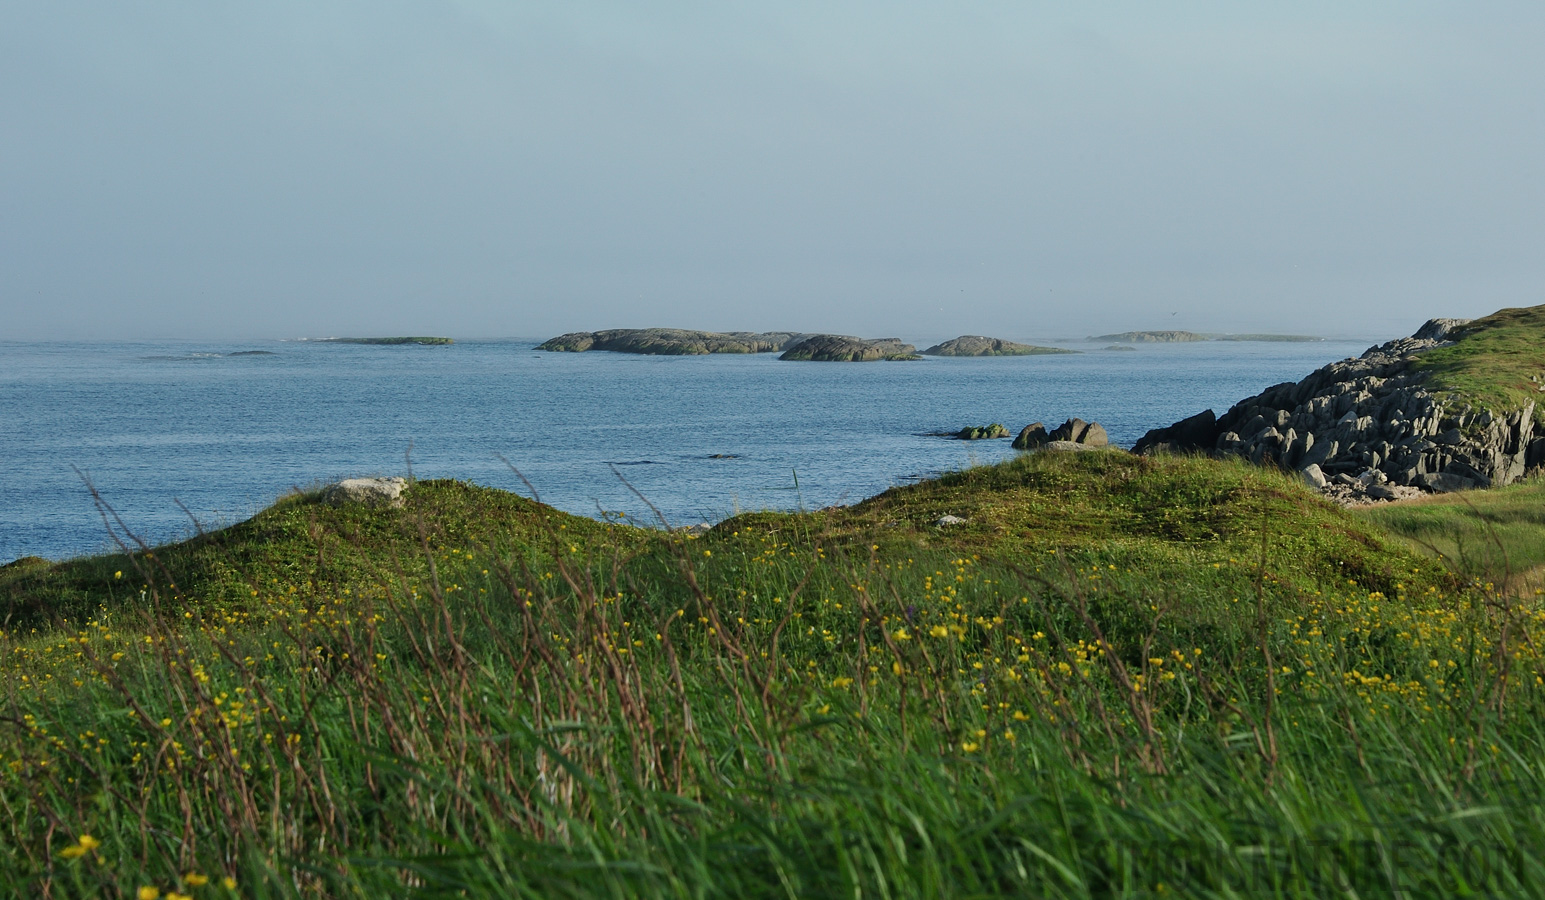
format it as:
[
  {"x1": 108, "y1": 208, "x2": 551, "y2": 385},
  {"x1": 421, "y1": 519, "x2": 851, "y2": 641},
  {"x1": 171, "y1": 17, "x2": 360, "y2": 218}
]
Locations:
[{"x1": 1135, "y1": 314, "x2": 1545, "y2": 504}]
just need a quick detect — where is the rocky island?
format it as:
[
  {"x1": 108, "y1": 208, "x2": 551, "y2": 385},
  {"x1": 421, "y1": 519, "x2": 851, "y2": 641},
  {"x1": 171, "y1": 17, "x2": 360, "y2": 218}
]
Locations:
[
  {"x1": 319, "y1": 337, "x2": 453, "y2": 345},
  {"x1": 537, "y1": 328, "x2": 809, "y2": 355},
  {"x1": 1135, "y1": 305, "x2": 1545, "y2": 501},
  {"x1": 1090, "y1": 330, "x2": 1207, "y2": 343},
  {"x1": 778, "y1": 335, "x2": 920, "y2": 361},
  {"x1": 922, "y1": 335, "x2": 1076, "y2": 357},
  {"x1": 1091, "y1": 331, "x2": 1323, "y2": 343}
]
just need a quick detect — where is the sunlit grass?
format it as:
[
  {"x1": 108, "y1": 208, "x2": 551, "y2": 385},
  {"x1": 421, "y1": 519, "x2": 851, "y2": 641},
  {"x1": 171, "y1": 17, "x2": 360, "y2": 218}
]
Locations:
[{"x1": 4, "y1": 454, "x2": 1544, "y2": 896}]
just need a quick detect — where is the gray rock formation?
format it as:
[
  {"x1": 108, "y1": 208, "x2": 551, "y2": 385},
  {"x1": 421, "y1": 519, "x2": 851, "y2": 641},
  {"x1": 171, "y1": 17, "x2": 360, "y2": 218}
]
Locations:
[
  {"x1": 1012, "y1": 422, "x2": 1049, "y2": 450},
  {"x1": 322, "y1": 477, "x2": 409, "y2": 508},
  {"x1": 1014, "y1": 418, "x2": 1109, "y2": 450},
  {"x1": 1133, "y1": 317, "x2": 1544, "y2": 496},
  {"x1": 778, "y1": 335, "x2": 920, "y2": 361},
  {"x1": 1049, "y1": 418, "x2": 1108, "y2": 447},
  {"x1": 922, "y1": 335, "x2": 1077, "y2": 356},
  {"x1": 538, "y1": 328, "x2": 808, "y2": 355}
]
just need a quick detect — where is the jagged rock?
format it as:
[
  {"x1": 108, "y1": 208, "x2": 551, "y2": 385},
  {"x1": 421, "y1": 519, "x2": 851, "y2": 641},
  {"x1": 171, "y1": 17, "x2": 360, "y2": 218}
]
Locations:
[
  {"x1": 1132, "y1": 410, "x2": 1217, "y2": 455},
  {"x1": 1048, "y1": 418, "x2": 1109, "y2": 445},
  {"x1": 1012, "y1": 422, "x2": 1049, "y2": 450},
  {"x1": 1133, "y1": 313, "x2": 1541, "y2": 497},
  {"x1": 1300, "y1": 464, "x2": 1328, "y2": 490},
  {"x1": 322, "y1": 477, "x2": 408, "y2": 508},
  {"x1": 779, "y1": 335, "x2": 920, "y2": 361}
]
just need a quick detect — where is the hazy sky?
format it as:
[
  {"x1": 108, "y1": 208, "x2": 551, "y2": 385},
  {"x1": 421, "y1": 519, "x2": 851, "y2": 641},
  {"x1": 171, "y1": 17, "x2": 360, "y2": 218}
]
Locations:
[{"x1": 3, "y1": 2, "x2": 1541, "y2": 342}]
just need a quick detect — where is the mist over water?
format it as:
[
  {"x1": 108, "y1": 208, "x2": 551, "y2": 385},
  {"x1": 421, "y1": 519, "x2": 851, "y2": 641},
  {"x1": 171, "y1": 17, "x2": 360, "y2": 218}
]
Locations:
[{"x1": 0, "y1": 338, "x2": 1374, "y2": 561}]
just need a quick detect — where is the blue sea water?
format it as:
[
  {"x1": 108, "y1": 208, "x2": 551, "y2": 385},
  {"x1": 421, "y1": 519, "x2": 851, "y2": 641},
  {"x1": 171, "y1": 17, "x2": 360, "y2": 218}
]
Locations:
[{"x1": 0, "y1": 338, "x2": 1373, "y2": 562}]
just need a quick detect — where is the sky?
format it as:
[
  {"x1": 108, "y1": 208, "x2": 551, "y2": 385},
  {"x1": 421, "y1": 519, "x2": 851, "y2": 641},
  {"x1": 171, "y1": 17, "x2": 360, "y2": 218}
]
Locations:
[{"x1": 2, "y1": 2, "x2": 1542, "y2": 343}]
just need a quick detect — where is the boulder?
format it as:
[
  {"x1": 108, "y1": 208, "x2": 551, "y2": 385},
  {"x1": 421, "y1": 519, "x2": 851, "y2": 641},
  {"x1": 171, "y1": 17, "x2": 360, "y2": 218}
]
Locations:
[
  {"x1": 934, "y1": 514, "x2": 969, "y2": 526},
  {"x1": 1133, "y1": 409, "x2": 1218, "y2": 455},
  {"x1": 1079, "y1": 422, "x2": 1110, "y2": 447},
  {"x1": 322, "y1": 477, "x2": 409, "y2": 508},
  {"x1": 1012, "y1": 422, "x2": 1049, "y2": 450},
  {"x1": 1300, "y1": 464, "x2": 1328, "y2": 490}
]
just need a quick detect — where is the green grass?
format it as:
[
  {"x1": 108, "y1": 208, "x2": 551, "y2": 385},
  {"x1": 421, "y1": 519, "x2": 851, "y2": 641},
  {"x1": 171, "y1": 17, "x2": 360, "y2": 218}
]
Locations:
[
  {"x1": 1, "y1": 480, "x2": 634, "y2": 631},
  {"x1": 1412, "y1": 305, "x2": 1545, "y2": 425},
  {"x1": 4, "y1": 452, "x2": 1544, "y2": 897},
  {"x1": 1355, "y1": 474, "x2": 1545, "y2": 590}
]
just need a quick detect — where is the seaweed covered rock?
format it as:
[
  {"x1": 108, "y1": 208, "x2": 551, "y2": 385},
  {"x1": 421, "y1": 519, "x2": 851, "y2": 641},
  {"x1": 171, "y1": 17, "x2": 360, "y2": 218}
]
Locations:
[{"x1": 954, "y1": 424, "x2": 1010, "y2": 440}]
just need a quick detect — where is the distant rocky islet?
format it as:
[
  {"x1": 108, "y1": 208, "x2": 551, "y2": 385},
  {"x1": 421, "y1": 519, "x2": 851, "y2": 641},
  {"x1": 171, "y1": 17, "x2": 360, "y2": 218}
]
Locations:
[
  {"x1": 537, "y1": 328, "x2": 1087, "y2": 361},
  {"x1": 1091, "y1": 331, "x2": 1324, "y2": 343},
  {"x1": 921, "y1": 336, "x2": 1076, "y2": 357}
]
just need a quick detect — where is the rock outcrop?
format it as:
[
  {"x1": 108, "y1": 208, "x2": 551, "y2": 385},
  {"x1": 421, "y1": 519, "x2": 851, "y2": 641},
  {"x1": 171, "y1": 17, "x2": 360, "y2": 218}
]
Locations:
[
  {"x1": 1134, "y1": 315, "x2": 1545, "y2": 497},
  {"x1": 322, "y1": 477, "x2": 409, "y2": 508},
  {"x1": 1012, "y1": 423, "x2": 1049, "y2": 450},
  {"x1": 922, "y1": 336, "x2": 1076, "y2": 357},
  {"x1": 538, "y1": 329, "x2": 808, "y2": 355},
  {"x1": 778, "y1": 335, "x2": 920, "y2": 362},
  {"x1": 1014, "y1": 418, "x2": 1109, "y2": 450}
]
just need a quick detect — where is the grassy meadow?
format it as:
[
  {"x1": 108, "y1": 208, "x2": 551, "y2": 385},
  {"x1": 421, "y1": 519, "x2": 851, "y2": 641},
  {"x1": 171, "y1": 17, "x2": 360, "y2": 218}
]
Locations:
[
  {"x1": 4, "y1": 450, "x2": 1545, "y2": 897},
  {"x1": 1355, "y1": 474, "x2": 1545, "y2": 595}
]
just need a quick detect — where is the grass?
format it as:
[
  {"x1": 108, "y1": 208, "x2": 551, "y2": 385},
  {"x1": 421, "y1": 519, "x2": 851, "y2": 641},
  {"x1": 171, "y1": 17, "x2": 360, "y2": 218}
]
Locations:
[
  {"x1": 1411, "y1": 305, "x2": 1545, "y2": 425},
  {"x1": 4, "y1": 451, "x2": 1544, "y2": 897},
  {"x1": 1355, "y1": 474, "x2": 1545, "y2": 592}
]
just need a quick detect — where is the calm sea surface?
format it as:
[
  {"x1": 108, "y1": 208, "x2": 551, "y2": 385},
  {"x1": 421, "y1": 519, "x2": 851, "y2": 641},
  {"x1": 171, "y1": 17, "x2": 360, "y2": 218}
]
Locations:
[{"x1": 1, "y1": 338, "x2": 1373, "y2": 562}]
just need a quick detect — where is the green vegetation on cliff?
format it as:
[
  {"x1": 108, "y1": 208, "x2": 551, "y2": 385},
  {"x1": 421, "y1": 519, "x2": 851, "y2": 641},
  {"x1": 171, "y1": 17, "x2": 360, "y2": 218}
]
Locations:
[
  {"x1": 7, "y1": 452, "x2": 1545, "y2": 896},
  {"x1": 1412, "y1": 305, "x2": 1545, "y2": 426}
]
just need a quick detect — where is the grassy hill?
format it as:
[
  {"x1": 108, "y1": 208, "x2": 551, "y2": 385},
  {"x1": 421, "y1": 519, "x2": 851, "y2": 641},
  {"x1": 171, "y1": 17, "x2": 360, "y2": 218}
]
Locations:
[
  {"x1": 1412, "y1": 305, "x2": 1545, "y2": 426},
  {"x1": 4, "y1": 452, "x2": 1543, "y2": 897}
]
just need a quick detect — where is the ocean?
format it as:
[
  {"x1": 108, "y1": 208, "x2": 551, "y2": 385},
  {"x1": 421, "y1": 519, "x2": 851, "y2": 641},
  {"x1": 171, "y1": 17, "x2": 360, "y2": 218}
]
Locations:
[{"x1": 1, "y1": 337, "x2": 1373, "y2": 562}]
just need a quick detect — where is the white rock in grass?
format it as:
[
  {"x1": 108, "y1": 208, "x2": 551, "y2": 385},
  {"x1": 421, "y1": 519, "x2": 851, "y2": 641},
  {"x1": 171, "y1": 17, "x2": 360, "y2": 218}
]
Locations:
[
  {"x1": 323, "y1": 477, "x2": 408, "y2": 508},
  {"x1": 934, "y1": 514, "x2": 968, "y2": 526}
]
